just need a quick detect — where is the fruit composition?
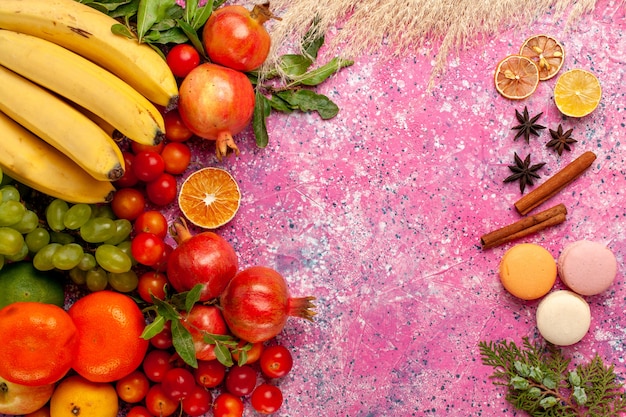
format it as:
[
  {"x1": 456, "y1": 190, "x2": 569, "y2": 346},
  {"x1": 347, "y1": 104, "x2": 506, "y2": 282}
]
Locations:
[{"x1": 0, "y1": 1, "x2": 327, "y2": 415}]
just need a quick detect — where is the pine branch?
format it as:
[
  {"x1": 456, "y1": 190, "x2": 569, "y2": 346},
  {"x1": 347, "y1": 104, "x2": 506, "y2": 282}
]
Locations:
[{"x1": 479, "y1": 337, "x2": 626, "y2": 417}]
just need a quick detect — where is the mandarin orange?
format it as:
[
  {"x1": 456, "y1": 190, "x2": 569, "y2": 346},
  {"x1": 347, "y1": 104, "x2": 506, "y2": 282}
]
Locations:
[
  {"x1": 0, "y1": 302, "x2": 77, "y2": 386},
  {"x1": 68, "y1": 290, "x2": 148, "y2": 383}
]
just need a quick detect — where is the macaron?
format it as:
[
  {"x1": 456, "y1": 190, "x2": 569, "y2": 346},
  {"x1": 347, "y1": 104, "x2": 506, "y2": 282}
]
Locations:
[
  {"x1": 499, "y1": 243, "x2": 557, "y2": 300},
  {"x1": 558, "y1": 240, "x2": 617, "y2": 296},
  {"x1": 536, "y1": 290, "x2": 591, "y2": 346}
]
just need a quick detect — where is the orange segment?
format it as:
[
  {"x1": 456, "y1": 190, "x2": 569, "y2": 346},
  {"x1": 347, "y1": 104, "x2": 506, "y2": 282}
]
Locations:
[
  {"x1": 178, "y1": 167, "x2": 241, "y2": 229},
  {"x1": 520, "y1": 34, "x2": 565, "y2": 80},
  {"x1": 554, "y1": 69, "x2": 602, "y2": 117},
  {"x1": 494, "y1": 55, "x2": 539, "y2": 100}
]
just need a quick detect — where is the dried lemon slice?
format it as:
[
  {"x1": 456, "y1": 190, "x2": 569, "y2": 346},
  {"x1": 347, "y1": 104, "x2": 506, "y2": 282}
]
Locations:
[
  {"x1": 178, "y1": 167, "x2": 241, "y2": 229},
  {"x1": 554, "y1": 69, "x2": 602, "y2": 118},
  {"x1": 495, "y1": 55, "x2": 540, "y2": 100},
  {"x1": 520, "y1": 34, "x2": 565, "y2": 80}
]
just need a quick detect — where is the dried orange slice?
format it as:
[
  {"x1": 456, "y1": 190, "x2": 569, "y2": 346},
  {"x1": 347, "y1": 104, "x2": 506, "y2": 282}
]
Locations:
[
  {"x1": 554, "y1": 69, "x2": 602, "y2": 117},
  {"x1": 494, "y1": 55, "x2": 539, "y2": 100},
  {"x1": 520, "y1": 35, "x2": 565, "y2": 80},
  {"x1": 178, "y1": 167, "x2": 241, "y2": 229}
]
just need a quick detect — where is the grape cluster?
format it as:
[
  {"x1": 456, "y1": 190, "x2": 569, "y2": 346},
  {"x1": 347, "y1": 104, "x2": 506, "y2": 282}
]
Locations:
[{"x1": 0, "y1": 167, "x2": 138, "y2": 293}]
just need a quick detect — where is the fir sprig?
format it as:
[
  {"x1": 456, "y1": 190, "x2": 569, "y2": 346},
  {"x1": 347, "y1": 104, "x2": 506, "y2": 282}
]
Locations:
[{"x1": 479, "y1": 337, "x2": 626, "y2": 417}]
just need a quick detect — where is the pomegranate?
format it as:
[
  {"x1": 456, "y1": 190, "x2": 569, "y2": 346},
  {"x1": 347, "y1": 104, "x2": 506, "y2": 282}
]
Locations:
[
  {"x1": 219, "y1": 266, "x2": 316, "y2": 343},
  {"x1": 181, "y1": 305, "x2": 229, "y2": 361},
  {"x1": 202, "y1": 3, "x2": 279, "y2": 72},
  {"x1": 166, "y1": 219, "x2": 238, "y2": 301},
  {"x1": 178, "y1": 63, "x2": 255, "y2": 160}
]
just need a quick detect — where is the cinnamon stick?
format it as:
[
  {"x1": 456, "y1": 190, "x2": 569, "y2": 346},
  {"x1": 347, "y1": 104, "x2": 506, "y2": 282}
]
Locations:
[
  {"x1": 515, "y1": 151, "x2": 596, "y2": 215},
  {"x1": 481, "y1": 203, "x2": 567, "y2": 249}
]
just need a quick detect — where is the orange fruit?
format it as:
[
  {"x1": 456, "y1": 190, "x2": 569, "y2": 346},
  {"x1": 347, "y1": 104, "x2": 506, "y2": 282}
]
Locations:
[
  {"x1": 0, "y1": 302, "x2": 77, "y2": 386},
  {"x1": 49, "y1": 375, "x2": 118, "y2": 417},
  {"x1": 178, "y1": 167, "x2": 241, "y2": 229},
  {"x1": 494, "y1": 55, "x2": 539, "y2": 100},
  {"x1": 68, "y1": 290, "x2": 148, "y2": 383},
  {"x1": 520, "y1": 34, "x2": 565, "y2": 80},
  {"x1": 554, "y1": 68, "x2": 602, "y2": 117}
]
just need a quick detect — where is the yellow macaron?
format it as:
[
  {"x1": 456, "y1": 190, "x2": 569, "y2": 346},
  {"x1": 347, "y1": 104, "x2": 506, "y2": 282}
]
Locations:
[{"x1": 499, "y1": 243, "x2": 557, "y2": 300}]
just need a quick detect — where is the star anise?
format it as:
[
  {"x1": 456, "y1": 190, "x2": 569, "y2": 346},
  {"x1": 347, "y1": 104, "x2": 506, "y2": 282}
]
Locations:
[
  {"x1": 546, "y1": 124, "x2": 577, "y2": 155},
  {"x1": 504, "y1": 152, "x2": 546, "y2": 194},
  {"x1": 511, "y1": 106, "x2": 546, "y2": 143}
]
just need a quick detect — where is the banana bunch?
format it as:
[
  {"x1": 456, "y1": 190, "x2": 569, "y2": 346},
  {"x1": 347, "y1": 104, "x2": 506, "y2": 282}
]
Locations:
[{"x1": 0, "y1": 0, "x2": 179, "y2": 204}]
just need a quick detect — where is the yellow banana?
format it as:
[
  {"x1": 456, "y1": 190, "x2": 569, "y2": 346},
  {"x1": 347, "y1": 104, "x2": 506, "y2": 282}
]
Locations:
[
  {"x1": 0, "y1": 64, "x2": 125, "y2": 182},
  {"x1": 0, "y1": 0, "x2": 178, "y2": 108},
  {"x1": 0, "y1": 111, "x2": 116, "y2": 204},
  {"x1": 0, "y1": 29, "x2": 165, "y2": 146}
]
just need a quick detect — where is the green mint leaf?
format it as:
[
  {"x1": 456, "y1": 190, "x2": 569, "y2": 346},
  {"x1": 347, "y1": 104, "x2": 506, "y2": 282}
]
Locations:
[
  {"x1": 301, "y1": 17, "x2": 324, "y2": 59},
  {"x1": 152, "y1": 296, "x2": 180, "y2": 320},
  {"x1": 214, "y1": 343, "x2": 233, "y2": 367},
  {"x1": 176, "y1": 19, "x2": 206, "y2": 58},
  {"x1": 191, "y1": 0, "x2": 215, "y2": 29},
  {"x1": 253, "y1": 92, "x2": 270, "y2": 148},
  {"x1": 136, "y1": 0, "x2": 176, "y2": 42},
  {"x1": 185, "y1": 284, "x2": 203, "y2": 312},
  {"x1": 171, "y1": 319, "x2": 197, "y2": 368},
  {"x1": 295, "y1": 57, "x2": 353, "y2": 86},
  {"x1": 111, "y1": 23, "x2": 135, "y2": 39},
  {"x1": 140, "y1": 315, "x2": 166, "y2": 340},
  {"x1": 276, "y1": 89, "x2": 339, "y2": 120},
  {"x1": 279, "y1": 54, "x2": 313, "y2": 77}
]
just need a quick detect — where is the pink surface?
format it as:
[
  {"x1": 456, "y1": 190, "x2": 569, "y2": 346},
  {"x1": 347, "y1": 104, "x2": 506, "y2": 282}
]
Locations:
[
  {"x1": 5, "y1": 1, "x2": 626, "y2": 416},
  {"x1": 205, "y1": 2, "x2": 626, "y2": 414}
]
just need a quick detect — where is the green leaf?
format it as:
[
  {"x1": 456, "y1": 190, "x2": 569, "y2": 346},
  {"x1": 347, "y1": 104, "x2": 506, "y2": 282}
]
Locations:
[
  {"x1": 136, "y1": 0, "x2": 176, "y2": 42},
  {"x1": 214, "y1": 343, "x2": 233, "y2": 367},
  {"x1": 301, "y1": 16, "x2": 324, "y2": 59},
  {"x1": 176, "y1": 19, "x2": 206, "y2": 58},
  {"x1": 295, "y1": 57, "x2": 353, "y2": 86},
  {"x1": 236, "y1": 350, "x2": 248, "y2": 366},
  {"x1": 539, "y1": 396, "x2": 557, "y2": 409},
  {"x1": 140, "y1": 315, "x2": 166, "y2": 340},
  {"x1": 171, "y1": 319, "x2": 197, "y2": 368},
  {"x1": 253, "y1": 92, "x2": 270, "y2": 148},
  {"x1": 152, "y1": 296, "x2": 180, "y2": 320},
  {"x1": 279, "y1": 54, "x2": 313, "y2": 77},
  {"x1": 111, "y1": 23, "x2": 136, "y2": 39},
  {"x1": 183, "y1": 0, "x2": 199, "y2": 23},
  {"x1": 267, "y1": 95, "x2": 295, "y2": 113},
  {"x1": 276, "y1": 89, "x2": 339, "y2": 120},
  {"x1": 510, "y1": 376, "x2": 530, "y2": 391},
  {"x1": 185, "y1": 284, "x2": 203, "y2": 312},
  {"x1": 573, "y1": 386, "x2": 588, "y2": 405},
  {"x1": 191, "y1": 0, "x2": 214, "y2": 29}
]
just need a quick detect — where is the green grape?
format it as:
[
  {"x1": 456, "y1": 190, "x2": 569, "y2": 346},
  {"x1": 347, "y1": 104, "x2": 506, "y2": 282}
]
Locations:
[
  {"x1": 32, "y1": 243, "x2": 61, "y2": 271},
  {"x1": 12, "y1": 210, "x2": 39, "y2": 234},
  {"x1": 0, "y1": 166, "x2": 3, "y2": 185},
  {"x1": 0, "y1": 200, "x2": 26, "y2": 227},
  {"x1": 95, "y1": 244, "x2": 132, "y2": 273},
  {"x1": 103, "y1": 219, "x2": 132, "y2": 245},
  {"x1": 86, "y1": 267, "x2": 108, "y2": 291},
  {"x1": 50, "y1": 231, "x2": 75, "y2": 245},
  {"x1": 91, "y1": 204, "x2": 115, "y2": 220},
  {"x1": 63, "y1": 203, "x2": 92, "y2": 230},
  {"x1": 116, "y1": 240, "x2": 137, "y2": 266},
  {"x1": 25, "y1": 227, "x2": 51, "y2": 253},
  {"x1": 0, "y1": 227, "x2": 25, "y2": 256},
  {"x1": 108, "y1": 270, "x2": 138, "y2": 293},
  {"x1": 5, "y1": 242, "x2": 29, "y2": 262},
  {"x1": 69, "y1": 267, "x2": 87, "y2": 285},
  {"x1": 0, "y1": 255, "x2": 4, "y2": 270},
  {"x1": 52, "y1": 243, "x2": 84, "y2": 270},
  {"x1": 80, "y1": 217, "x2": 116, "y2": 243},
  {"x1": 46, "y1": 199, "x2": 69, "y2": 232},
  {"x1": 0, "y1": 185, "x2": 20, "y2": 202},
  {"x1": 77, "y1": 253, "x2": 97, "y2": 271}
]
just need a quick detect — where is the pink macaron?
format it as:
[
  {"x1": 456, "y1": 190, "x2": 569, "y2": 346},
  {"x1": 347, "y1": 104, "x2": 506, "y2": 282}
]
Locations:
[{"x1": 557, "y1": 240, "x2": 617, "y2": 296}]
